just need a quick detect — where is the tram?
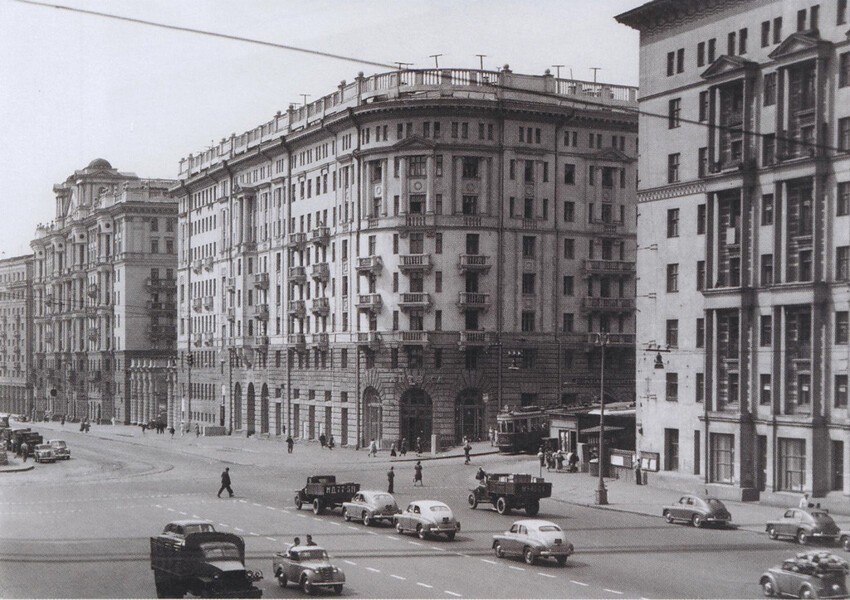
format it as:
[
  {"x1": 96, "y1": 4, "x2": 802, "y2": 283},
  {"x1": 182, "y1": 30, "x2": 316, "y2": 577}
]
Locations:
[{"x1": 496, "y1": 405, "x2": 549, "y2": 454}]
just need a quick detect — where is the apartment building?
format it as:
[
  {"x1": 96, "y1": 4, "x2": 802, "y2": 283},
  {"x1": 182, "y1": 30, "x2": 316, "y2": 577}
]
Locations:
[
  {"x1": 174, "y1": 67, "x2": 638, "y2": 449},
  {"x1": 0, "y1": 254, "x2": 33, "y2": 416},
  {"x1": 618, "y1": 0, "x2": 850, "y2": 499},
  {"x1": 30, "y1": 159, "x2": 178, "y2": 423}
]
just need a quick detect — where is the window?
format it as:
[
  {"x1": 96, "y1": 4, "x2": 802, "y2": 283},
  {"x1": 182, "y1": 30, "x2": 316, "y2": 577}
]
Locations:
[
  {"x1": 562, "y1": 276, "x2": 574, "y2": 296},
  {"x1": 697, "y1": 203, "x2": 706, "y2": 234},
  {"x1": 666, "y1": 319, "x2": 679, "y2": 348},
  {"x1": 761, "y1": 20, "x2": 770, "y2": 47},
  {"x1": 408, "y1": 156, "x2": 426, "y2": 178},
  {"x1": 698, "y1": 147, "x2": 708, "y2": 177},
  {"x1": 697, "y1": 260, "x2": 705, "y2": 291},
  {"x1": 435, "y1": 233, "x2": 442, "y2": 254},
  {"x1": 462, "y1": 196, "x2": 478, "y2": 215},
  {"x1": 563, "y1": 201, "x2": 574, "y2": 222},
  {"x1": 727, "y1": 31, "x2": 736, "y2": 56},
  {"x1": 839, "y1": 182, "x2": 850, "y2": 216},
  {"x1": 837, "y1": 375, "x2": 849, "y2": 408},
  {"x1": 836, "y1": 311, "x2": 849, "y2": 344},
  {"x1": 676, "y1": 48, "x2": 684, "y2": 73},
  {"x1": 699, "y1": 91, "x2": 709, "y2": 121},
  {"x1": 839, "y1": 118, "x2": 850, "y2": 151},
  {"x1": 761, "y1": 254, "x2": 774, "y2": 285},
  {"x1": 696, "y1": 373, "x2": 704, "y2": 403},
  {"x1": 665, "y1": 429, "x2": 679, "y2": 471},
  {"x1": 708, "y1": 38, "x2": 716, "y2": 62},
  {"x1": 710, "y1": 433, "x2": 734, "y2": 484},
  {"x1": 739, "y1": 28, "x2": 748, "y2": 54},
  {"x1": 524, "y1": 160, "x2": 534, "y2": 183},
  {"x1": 462, "y1": 157, "x2": 479, "y2": 178},
  {"x1": 668, "y1": 98, "x2": 681, "y2": 128},
  {"x1": 760, "y1": 374, "x2": 772, "y2": 405},
  {"x1": 666, "y1": 51, "x2": 675, "y2": 76},
  {"x1": 810, "y1": 4, "x2": 819, "y2": 29},
  {"x1": 697, "y1": 41, "x2": 705, "y2": 67},
  {"x1": 521, "y1": 273, "x2": 536, "y2": 295},
  {"x1": 696, "y1": 318, "x2": 705, "y2": 348},
  {"x1": 522, "y1": 236, "x2": 536, "y2": 258},
  {"x1": 760, "y1": 314, "x2": 772, "y2": 346},
  {"x1": 840, "y1": 0, "x2": 848, "y2": 25},
  {"x1": 666, "y1": 373, "x2": 678, "y2": 402},
  {"x1": 838, "y1": 246, "x2": 850, "y2": 281},
  {"x1": 563, "y1": 163, "x2": 575, "y2": 185},
  {"x1": 521, "y1": 311, "x2": 536, "y2": 332},
  {"x1": 762, "y1": 194, "x2": 774, "y2": 225},
  {"x1": 667, "y1": 208, "x2": 679, "y2": 237},
  {"x1": 773, "y1": 17, "x2": 782, "y2": 44},
  {"x1": 797, "y1": 8, "x2": 807, "y2": 31},
  {"x1": 667, "y1": 153, "x2": 680, "y2": 183},
  {"x1": 764, "y1": 72, "x2": 777, "y2": 106},
  {"x1": 798, "y1": 373, "x2": 811, "y2": 405},
  {"x1": 778, "y1": 438, "x2": 805, "y2": 491},
  {"x1": 563, "y1": 238, "x2": 575, "y2": 259},
  {"x1": 667, "y1": 264, "x2": 679, "y2": 292},
  {"x1": 562, "y1": 313, "x2": 574, "y2": 333}
]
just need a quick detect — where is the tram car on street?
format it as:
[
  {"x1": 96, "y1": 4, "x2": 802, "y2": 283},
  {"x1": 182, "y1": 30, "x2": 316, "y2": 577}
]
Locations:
[{"x1": 496, "y1": 406, "x2": 549, "y2": 454}]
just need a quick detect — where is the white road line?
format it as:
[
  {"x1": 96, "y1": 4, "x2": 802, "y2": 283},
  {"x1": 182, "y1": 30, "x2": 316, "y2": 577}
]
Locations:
[
  {"x1": 238, "y1": 499, "x2": 247, "y2": 503},
  {"x1": 329, "y1": 522, "x2": 341, "y2": 527},
  {"x1": 343, "y1": 560, "x2": 357, "y2": 566},
  {"x1": 604, "y1": 590, "x2": 624, "y2": 595},
  {"x1": 430, "y1": 546, "x2": 446, "y2": 552},
  {"x1": 297, "y1": 514, "x2": 307, "y2": 519},
  {"x1": 347, "y1": 526, "x2": 359, "y2": 531},
  {"x1": 385, "y1": 535, "x2": 397, "y2": 540},
  {"x1": 390, "y1": 575, "x2": 406, "y2": 580},
  {"x1": 178, "y1": 511, "x2": 187, "y2": 515},
  {"x1": 233, "y1": 527, "x2": 244, "y2": 532},
  {"x1": 408, "y1": 541, "x2": 422, "y2": 546},
  {"x1": 219, "y1": 524, "x2": 229, "y2": 528},
  {"x1": 445, "y1": 592, "x2": 462, "y2": 598},
  {"x1": 249, "y1": 532, "x2": 259, "y2": 536},
  {"x1": 282, "y1": 510, "x2": 290, "y2": 514},
  {"x1": 537, "y1": 573, "x2": 556, "y2": 579},
  {"x1": 480, "y1": 559, "x2": 497, "y2": 565},
  {"x1": 366, "y1": 531, "x2": 377, "y2": 535},
  {"x1": 192, "y1": 515, "x2": 200, "y2": 519},
  {"x1": 570, "y1": 580, "x2": 589, "y2": 587},
  {"x1": 417, "y1": 582, "x2": 433, "y2": 589},
  {"x1": 265, "y1": 537, "x2": 276, "y2": 542},
  {"x1": 366, "y1": 567, "x2": 381, "y2": 573},
  {"x1": 252, "y1": 503, "x2": 262, "y2": 507},
  {"x1": 154, "y1": 504, "x2": 162, "y2": 508},
  {"x1": 508, "y1": 566, "x2": 525, "y2": 571},
  {"x1": 312, "y1": 517, "x2": 322, "y2": 522},
  {"x1": 265, "y1": 506, "x2": 276, "y2": 510},
  {"x1": 166, "y1": 508, "x2": 175, "y2": 512}
]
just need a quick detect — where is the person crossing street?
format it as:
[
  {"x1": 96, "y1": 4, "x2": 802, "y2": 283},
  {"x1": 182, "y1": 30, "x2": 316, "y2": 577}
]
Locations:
[
  {"x1": 387, "y1": 466, "x2": 395, "y2": 493},
  {"x1": 217, "y1": 467, "x2": 234, "y2": 498}
]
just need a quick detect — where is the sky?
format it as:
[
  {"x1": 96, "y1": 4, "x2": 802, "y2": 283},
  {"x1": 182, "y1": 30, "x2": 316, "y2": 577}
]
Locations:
[{"x1": 0, "y1": 0, "x2": 640, "y2": 257}]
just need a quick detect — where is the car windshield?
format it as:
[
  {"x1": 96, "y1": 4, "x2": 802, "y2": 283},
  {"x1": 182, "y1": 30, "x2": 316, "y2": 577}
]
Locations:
[
  {"x1": 50, "y1": 441, "x2": 67, "y2": 448},
  {"x1": 36, "y1": 445, "x2": 51, "y2": 451},
  {"x1": 537, "y1": 525, "x2": 561, "y2": 532},
  {"x1": 201, "y1": 544, "x2": 240, "y2": 561},
  {"x1": 429, "y1": 506, "x2": 450, "y2": 512},
  {"x1": 298, "y1": 549, "x2": 328, "y2": 561},
  {"x1": 184, "y1": 523, "x2": 216, "y2": 535}
]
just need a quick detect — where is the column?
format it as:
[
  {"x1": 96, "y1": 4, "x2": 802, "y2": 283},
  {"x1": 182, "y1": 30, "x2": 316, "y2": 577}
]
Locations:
[
  {"x1": 236, "y1": 198, "x2": 243, "y2": 245},
  {"x1": 399, "y1": 158, "x2": 408, "y2": 215},
  {"x1": 381, "y1": 159, "x2": 389, "y2": 216},
  {"x1": 482, "y1": 158, "x2": 491, "y2": 215},
  {"x1": 426, "y1": 155, "x2": 435, "y2": 214}
]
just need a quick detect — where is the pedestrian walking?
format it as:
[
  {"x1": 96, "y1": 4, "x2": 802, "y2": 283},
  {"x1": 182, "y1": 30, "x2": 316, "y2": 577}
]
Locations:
[
  {"x1": 390, "y1": 442, "x2": 397, "y2": 457},
  {"x1": 328, "y1": 435, "x2": 335, "y2": 450},
  {"x1": 319, "y1": 433, "x2": 327, "y2": 448},
  {"x1": 400, "y1": 438, "x2": 408, "y2": 456},
  {"x1": 20, "y1": 441, "x2": 29, "y2": 462},
  {"x1": 800, "y1": 492, "x2": 810, "y2": 508},
  {"x1": 415, "y1": 436, "x2": 423, "y2": 455},
  {"x1": 60, "y1": 415, "x2": 65, "y2": 426},
  {"x1": 413, "y1": 461, "x2": 423, "y2": 487},
  {"x1": 463, "y1": 441, "x2": 472, "y2": 465},
  {"x1": 387, "y1": 466, "x2": 395, "y2": 493},
  {"x1": 634, "y1": 459, "x2": 643, "y2": 486},
  {"x1": 195, "y1": 423, "x2": 200, "y2": 437},
  {"x1": 286, "y1": 435, "x2": 294, "y2": 453},
  {"x1": 489, "y1": 427, "x2": 494, "y2": 447},
  {"x1": 169, "y1": 426, "x2": 175, "y2": 438},
  {"x1": 369, "y1": 439, "x2": 378, "y2": 457},
  {"x1": 218, "y1": 467, "x2": 234, "y2": 498}
]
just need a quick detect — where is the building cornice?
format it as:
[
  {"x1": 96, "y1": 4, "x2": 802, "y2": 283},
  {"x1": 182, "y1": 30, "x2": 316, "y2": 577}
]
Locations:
[{"x1": 637, "y1": 180, "x2": 706, "y2": 203}]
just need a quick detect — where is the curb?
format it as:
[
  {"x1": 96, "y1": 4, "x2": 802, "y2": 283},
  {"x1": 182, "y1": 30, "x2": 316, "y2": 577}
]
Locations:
[
  {"x1": 388, "y1": 450, "x2": 501, "y2": 463},
  {"x1": 0, "y1": 464, "x2": 35, "y2": 473}
]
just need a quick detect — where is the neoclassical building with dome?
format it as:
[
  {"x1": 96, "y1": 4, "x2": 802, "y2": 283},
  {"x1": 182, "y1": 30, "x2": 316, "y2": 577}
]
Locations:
[
  {"x1": 30, "y1": 159, "x2": 177, "y2": 423},
  {"x1": 173, "y1": 67, "x2": 639, "y2": 449}
]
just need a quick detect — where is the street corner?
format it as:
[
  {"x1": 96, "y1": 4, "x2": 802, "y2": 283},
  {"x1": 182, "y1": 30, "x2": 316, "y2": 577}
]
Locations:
[{"x1": 0, "y1": 461, "x2": 35, "y2": 473}]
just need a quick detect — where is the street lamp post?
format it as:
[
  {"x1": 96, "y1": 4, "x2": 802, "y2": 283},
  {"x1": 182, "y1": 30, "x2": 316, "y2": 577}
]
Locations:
[{"x1": 594, "y1": 332, "x2": 609, "y2": 505}]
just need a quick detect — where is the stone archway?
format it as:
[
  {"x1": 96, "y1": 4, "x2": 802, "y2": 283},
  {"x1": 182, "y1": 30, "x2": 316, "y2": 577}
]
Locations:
[
  {"x1": 400, "y1": 388, "x2": 432, "y2": 450},
  {"x1": 260, "y1": 383, "x2": 269, "y2": 434},
  {"x1": 246, "y1": 383, "x2": 256, "y2": 436},
  {"x1": 233, "y1": 383, "x2": 242, "y2": 431},
  {"x1": 363, "y1": 387, "x2": 382, "y2": 447},
  {"x1": 455, "y1": 388, "x2": 484, "y2": 443}
]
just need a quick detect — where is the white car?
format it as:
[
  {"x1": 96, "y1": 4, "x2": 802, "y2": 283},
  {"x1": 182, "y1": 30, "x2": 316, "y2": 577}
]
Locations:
[
  {"x1": 48, "y1": 440, "x2": 70, "y2": 460},
  {"x1": 33, "y1": 444, "x2": 56, "y2": 463},
  {"x1": 342, "y1": 491, "x2": 399, "y2": 526},
  {"x1": 394, "y1": 500, "x2": 460, "y2": 540}
]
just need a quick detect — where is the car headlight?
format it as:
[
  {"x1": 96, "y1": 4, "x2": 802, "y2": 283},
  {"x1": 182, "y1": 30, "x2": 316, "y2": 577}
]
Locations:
[{"x1": 331, "y1": 567, "x2": 339, "y2": 573}]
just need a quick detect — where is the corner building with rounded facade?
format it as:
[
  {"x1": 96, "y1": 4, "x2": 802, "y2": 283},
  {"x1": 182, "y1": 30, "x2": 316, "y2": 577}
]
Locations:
[{"x1": 174, "y1": 67, "x2": 638, "y2": 449}]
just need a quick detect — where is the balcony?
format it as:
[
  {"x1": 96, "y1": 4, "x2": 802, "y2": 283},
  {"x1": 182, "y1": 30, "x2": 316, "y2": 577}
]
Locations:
[
  {"x1": 145, "y1": 278, "x2": 176, "y2": 291},
  {"x1": 580, "y1": 297, "x2": 635, "y2": 313},
  {"x1": 288, "y1": 333, "x2": 307, "y2": 351},
  {"x1": 311, "y1": 263, "x2": 330, "y2": 282},
  {"x1": 252, "y1": 304, "x2": 269, "y2": 320},
  {"x1": 585, "y1": 332, "x2": 635, "y2": 346},
  {"x1": 356, "y1": 293, "x2": 382, "y2": 312},
  {"x1": 589, "y1": 219, "x2": 625, "y2": 235},
  {"x1": 311, "y1": 297, "x2": 330, "y2": 316},
  {"x1": 254, "y1": 273, "x2": 270, "y2": 289},
  {"x1": 458, "y1": 255, "x2": 491, "y2": 273},
  {"x1": 356, "y1": 256, "x2": 383, "y2": 274},
  {"x1": 84, "y1": 305, "x2": 97, "y2": 316},
  {"x1": 399, "y1": 254, "x2": 432, "y2": 273},
  {"x1": 87, "y1": 283, "x2": 98, "y2": 297},
  {"x1": 288, "y1": 300, "x2": 306, "y2": 318},
  {"x1": 204, "y1": 256, "x2": 214, "y2": 271},
  {"x1": 288, "y1": 232, "x2": 307, "y2": 249},
  {"x1": 312, "y1": 332, "x2": 329, "y2": 349},
  {"x1": 203, "y1": 296, "x2": 214, "y2": 311},
  {"x1": 457, "y1": 292, "x2": 490, "y2": 311},
  {"x1": 396, "y1": 331, "x2": 429, "y2": 346},
  {"x1": 192, "y1": 297, "x2": 203, "y2": 312},
  {"x1": 311, "y1": 226, "x2": 330, "y2": 246},
  {"x1": 790, "y1": 344, "x2": 812, "y2": 362},
  {"x1": 289, "y1": 266, "x2": 307, "y2": 283},
  {"x1": 398, "y1": 292, "x2": 432, "y2": 311},
  {"x1": 147, "y1": 301, "x2": 175, "y2": 312},
  {"x1": 458, "y1": 331, "x2": 492, "y2": 348},
  {"x1": 193, "y1": 333, "x2": 203, "y2": 346},
  {"x1": 402, "y1": 214, "x2": 434, "y2": 231},
  {"x1": 356, "y1": 331, "x2": 381, "y2": 350},
  {"x1": 88, "y1": 329, "x2": 99, "y2": 341},
  {"x1": 226, "y1": 277, "x2": 236, "y2": 291},
  {"x1": 192, "y1": 259, "x2": 203, "y2": 274},
  {"x1": 582, "y1": 259, "x2": 636, "y2": 276},
  {"x1": 255, "y1": 335, "x2": 269, "y2": 347}
]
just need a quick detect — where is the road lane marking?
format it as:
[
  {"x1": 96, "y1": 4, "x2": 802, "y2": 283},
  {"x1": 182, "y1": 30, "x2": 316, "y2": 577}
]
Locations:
[
  {"x1": 192, "y1": 515, "x2": 200, "y2": 519},
  {"x1": 366, "y1": 567, "x2": 381, "y2": 573},
  {"x1": 481, "y1": 559, "x2": 497, "y2": 565},
  {"x1": 329, "y1": 522, "x2": 341, "y2": 527},
  {"x1": 385, "y1": 535, "x2": 397, "y2": 540},
  {"x1": 234, "y1": 527, "x2": 244, "y2": 532},
  {"x1": 430, "y1": 546, "x2": 445, "y2": 552},
  {"x1": 408, "y1": 541, "x2": 422, "y2": 546},
  {"x1": 390, "y1": 575, "x2": 405, "y2": 580},
  {"x1": 178, "y1": 511, "x2": 187, "y2": 515},
  {"x1": 417, "y1": 582, "x2": 433, "y2": 589},
  {"x1": 570, "y1": 580, "x2": 589, "y2": 587},
  {"x1": 347, "y1": 526, "x2": 359, "y2": 531},
  {"x1": 265, "y1": 506, "x2": 276, "y2": 510},
  {"x1": 604, "y1": 590, "x2": 624, "y2": 595},
  {"x1": 249, "y1": 532, "x2": 259, "y2": 536},
  {"x1": 219, "y1": 523, "x2": 229, "y2": 528},
  {"x1": 166, "y1": 508, "x2": 175, "y2": 512},
  {"x1": 537, "y1": 573, "x2": 556, "y2": 579},
  {"x1": 266, "y1": 537, "x2": 276, "y2": 542},
  {"x1": 238, "y1": 499, "x2": 247, "y2": 503},
  {"x1": 252, "y1": 503, "x2": 262, "y2": 507},
  {"x1": 343, "y1": 560, "x2": 357, "y2": 566},
  {"x1": 366, "y1": 531, "x2": 377, "y2": 535},
  {"x1": 297, "y1": 514, "x2": 307, "y2": 519},
  {"x1": 508, "y1": 566, "x2": 525, "y2": 571},
  {"x1": 445, "y1": 592, "x2": 461, "y2": 598},
  {"x1": 282, "y1": 510, "x2": 290, "y2": 514},
  {"x1": 312, "y1": 517, "x2": 322, "y2": 522}
]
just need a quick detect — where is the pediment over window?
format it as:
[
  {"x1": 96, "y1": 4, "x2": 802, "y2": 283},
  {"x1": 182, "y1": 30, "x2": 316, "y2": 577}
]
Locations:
[
  {"x1": 700, "y1": 55, "x2": 757, "y2": 80},
  {"x1": 589, "y1": 147, "x2": 634, "y2": 163},
  {"x1": 768, "y1": 30, "x2": 831, "y2": 60},
  {"x1": 392, "y1": 135, "x2": 437, "y2": 151}
]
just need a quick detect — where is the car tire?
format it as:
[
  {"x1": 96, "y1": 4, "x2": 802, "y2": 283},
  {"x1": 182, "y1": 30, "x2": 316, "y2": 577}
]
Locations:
[
  {"x1": 493, "y1": 542, "x2": 505, "y2": 559},
  {"x1": 692, "y1": 514, "x2": 704, "y2": 528},
  {"x1": 343, "y1": 508, "x2": 351, "y2": 522},
  {"x1": 363, "y1": 512, "x2": 371, "y2": 527},
  {"x1": 523, "y1": 547, "x2": 536, "y2": 566},
  {"x1": 664, "y1": 510, "x2": 674, "y2": 524},
  {"x1": 496, "y1": 497, "x2": 511, "y2": 515},
  {"x1": 313, "y1": 498, "x2": 323, "y2": 515},
  {"x1": 767, "y1": 526, "x2": 778, "y2": 540},
  {"x1": 301, "y1": 575, "x2": 315, "y2": 596},
  {"x1": 760, "y1": 577, "x2": 775, "y2": 597},
  {"x1": 526, "y1": 500, "x2": 540, "y2": 517},
  {"x1": 556, "y1": 556, "x2": 567, "y2": 567},
  {"x1": 333, "y1": 585, "x2": 343, "y2": 595},
  {"x1": 417, "y1": 525, "x2": 427, "y2": 540},
  {"x1": 446, "y1": 531, "x2": 456, "y2": 541},
  {"x1": 799, "y1": 585, "x2": 815, "y2": 599},
  {"x1": 277, "y1": 570, "x2": 287, "y2": 588},
  {"x1": 468, "y1": 493, "x2": 478, "y2": 509},
  {"x1": 395, "y1": 521, "x2": 404, "y2": 534},
  {"x1": 797, "y1": 529, "x2": 809, "y2": 545},
  {"x1": 295, "y1": 496, "x2": 303, "y2": 510}
]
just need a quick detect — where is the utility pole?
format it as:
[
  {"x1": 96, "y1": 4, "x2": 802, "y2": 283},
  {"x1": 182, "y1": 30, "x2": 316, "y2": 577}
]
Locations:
[
  {"x1": 394, "y1": 61, "x2": 412, "y2": 71},
  {"x1": 429, "y1": 54, "x2": 443, "y2": 69},
  {"x1": 475, "y1": 54, "x2": 487, "y2": 70},
  {"x1": 594, "y1": 332, "x2": 609, "y2": 505}
]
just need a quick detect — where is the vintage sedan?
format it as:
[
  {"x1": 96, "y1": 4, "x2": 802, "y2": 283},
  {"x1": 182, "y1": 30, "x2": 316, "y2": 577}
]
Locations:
[
  {"x1": 760, "y1": 551, "x2": 849, "y2": 598},
  {"x1": 492, "y1": 519, "x2": 574, "y2": 566},
  {"x1": 33, "y1": 443, "x2": 56, "y2": 463},
  {"x1": 394, "y1": 500, "x2": 460, "y2": 540},
  {"x1": 767, "y1": 509, "x2": 841, "y2": 545},
  {"x1": 48, "y1": 439, "x2": 70, "y2": 460},
  {"x1": 662, "y1": 494, "x2": 732, "y2": 528},
  {"x1": 273, "y1": 545, "x2": 345, "y2": 595},
  {"x1": 342, "y1": 490, "x2": 399, "y2": 526}
]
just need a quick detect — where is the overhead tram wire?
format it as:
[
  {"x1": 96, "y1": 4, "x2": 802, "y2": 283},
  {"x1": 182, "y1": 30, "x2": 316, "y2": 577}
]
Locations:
[{"x1": 12, "y1": 0, "x2": 846, "y2": 157}]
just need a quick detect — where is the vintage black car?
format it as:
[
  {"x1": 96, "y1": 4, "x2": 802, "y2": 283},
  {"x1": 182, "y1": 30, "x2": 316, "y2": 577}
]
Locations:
[
  {"x1": 342, "y1": 491, "x2": 399, "y2": 526},
  {"x1": 662, "y1": 494, "x2": 732, "y2": 528},
  {"x1": 767, "y1": 508, "x2": 841, "y2": 545},
  {"x1": 295, "y1": 475, "x2": 360, "y2": 515},
  {"x1": 492, "y1": 519, "x2": 574, "y2": 566}
]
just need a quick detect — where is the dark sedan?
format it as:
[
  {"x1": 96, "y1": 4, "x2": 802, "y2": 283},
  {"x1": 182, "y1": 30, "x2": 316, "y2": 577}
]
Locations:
[
  {"x1": 662, "y1": 494, "x2": 732, "y2": 528},
  {"x1": 767, "y1": 509, "x2": 841, "y2": 545}
]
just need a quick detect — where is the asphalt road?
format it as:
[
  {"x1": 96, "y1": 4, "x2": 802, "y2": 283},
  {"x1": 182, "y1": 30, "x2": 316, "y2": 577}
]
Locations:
[{"x1": 0, "y1": 425, "x2": 823, "y2": 599}]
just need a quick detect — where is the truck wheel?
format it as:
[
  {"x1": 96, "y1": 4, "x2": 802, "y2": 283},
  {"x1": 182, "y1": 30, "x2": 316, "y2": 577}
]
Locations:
[
  {"x1": 417, "y1": 525, "x2": 427, "y2": 540},
  {"x1": 295, "y1": 495, "x2": 303, "y2": 510},
  {"x1": 313, "y1": 498, "x2": 324, "y2": 515},
  {"x1": 525, "y1": 500, "x2": 540, "y2": 516},
  {"x1": 496, "y1": 496, "x2": 511, "y2": 515},
  {"x1": 301, "y1": 574, "x2": 315, "y2": 595},
  {"x1": 523, "y1": 546, "x2": 536, "y2": 565},
  {"x1": 467, "y1": 493, "x2": 478, "y2": 509},
  {"x1": 797, "y1": 529, "x2": 809, "y2": 545},
  {"x1": 277, "y1": 569, "x2": 288, "y2": 588},
  {"x1": 767, "y1": 525, "x2": 778, "y2": 540}
]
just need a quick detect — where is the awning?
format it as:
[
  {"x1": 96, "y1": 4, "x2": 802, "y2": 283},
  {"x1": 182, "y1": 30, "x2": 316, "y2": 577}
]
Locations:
[{"x1": 580, "y1": 425, "x2": 625, "y2": 434}]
